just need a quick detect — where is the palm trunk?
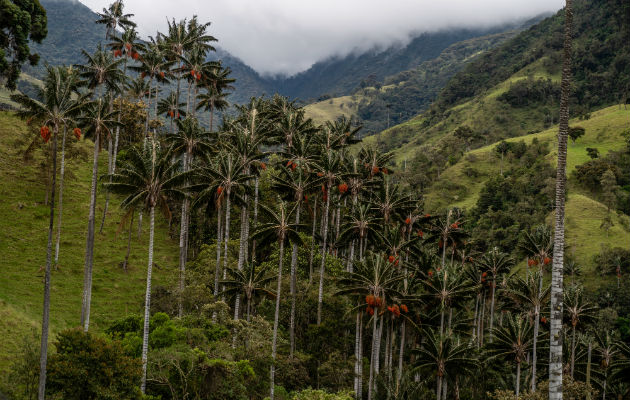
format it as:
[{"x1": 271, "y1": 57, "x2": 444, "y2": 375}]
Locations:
[
  {"x1": 222, "y1": 191, "x2": 232, "y2": 301},
  {"x1": 81, "y1": 126, "x2": 100, "y2": 331},
  {"x1": 437, "y1": 375, "x2": 443, "y2": 400},
  {"x1": 570, "y1": 325, "x2": 576, "y2": 379},
  {"x1": 532, "y1": 304, "x2": 540, "y2": 391},
  {"x1": 234, "y1": 192, "x2": 250, "y2": 321},
  {"x1": 586, "y1": 341, "x2": 592, "y2": 400},
  {"x1": 397, "y1": 320, "x2": 406, "y2": 386},
  {"x1": 140, "y1": 206, "x2": 156, "y2": 394},
  {"x1": 358, "y1": 312, "x2": 364, "y2": 399},
  {"x1": 212, "y1": 206, "x2": 223, "y2": 322},
  {"x1": 516, "y1": 362, "x2": 521, "y2": 397},
  {"x1": 37, "y1": 125, "x2": 58, "y2": 400},
  {"x1": 317, "y1": 186, "x2": 331, "y2": 325},
  {"x1": 270, "y1": 239, "x2": 286, "y2": 400},
  {"x1": 289, "y1": 204, "x2": 301, "y2": 357},
  {"x1": 250, "y1": 178, "x2": 259, "y2": 264},
  {"x1": 549, "y1": 3, "x2": 573, "y2": 399},
  {"x1": 178, "y1": 152, "x2": 191, "y2": 318},
  {"x1": 489, "y1": 279, "x2": 496, "y2": 341},
  {"x1": 368, "y1": 306, "x2": 379, "y2": 400},
  {"x1": 122, "y1": 210, "x2": 134, "y2": 272},
  {"x1": 354, "y1": 309, "x2": 361, "y2": 399},
  {"x1": 54, "y1": 126, "x2": 68, "y2": 266},
  {"x1": 308, "y1": 196, "x2": 318, "y2": 284}
]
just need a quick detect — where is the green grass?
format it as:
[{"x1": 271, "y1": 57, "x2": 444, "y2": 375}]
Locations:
[
  {"x1": 304, "y1": 95, "x2": 361, "y2": 124},
  {"x1": 424, "y1": 105, "x2": 629, "y2": 210},
  {"x1": 419, "y1": 105, "x2": 629, "y2": 276},
  {"x1": 0, "y1": 112, "x2": 179, "y2": 376}
]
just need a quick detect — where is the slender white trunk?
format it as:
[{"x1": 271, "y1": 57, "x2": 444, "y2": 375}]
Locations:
[
  {"x1": 140, "y1": 206, "x2": 156, "y2": 394},
  {"x1": 397, "y1": 320, "x2": 406, "y2": 385},
  {"x1": 250, "y1": 178, "x2": 259, "y2": 264},
  {"x1": 54, "y1": 126, "x2": 67, "y2": 265},
  {"x1": 368, "y1": 307, "x2": 379, "y2": 400},
  {"x1": 270, "y1": 239, "x2": 285, "y2": 400},
  {"x1": 289, "y1": 204, "x2": 301, "y2": 356},
  {"x1": 222, "y1": 192, "x2": 232, "y2": 301},
  {"x1": 317, "y1": 188, "x2": 331, "y2": 325},
  {"x1": 489, "y1": 281, "x2": 496, "y2": 341},
  {"x1": 212, "y1": 207, "x2": 223, "y2": 322},
  {"x1": 308, "y1": 197, "x2": 318, "y2": 284},
  {"x1": 234, "y1": 193, "x2": 250, "y2": 321},
  {"x1": 532, "y1": 304, "x2": 540, "y2": 391},
  {"x1": 38, "y1": 125, "x2": 57, "y2": 400},
  {"x1": 549, "y1": 2, "x2": 572, "y2": 399},
  {"x1": 516, "y1": 362, "x2": 521, "y2": 397},
  {"x1": 178, "y1": 153, "x2": 190, "y2": 318},
  {"x1": 81, "y1": 127, "x2": 100, "y2": 331}
]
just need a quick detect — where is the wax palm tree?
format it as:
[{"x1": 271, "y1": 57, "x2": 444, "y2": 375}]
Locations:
[
  {"x1": 165, "y1": 117, "x2": 212, "y2": 317},
  {"x1": 504, "y1": 270, "x2": 550, "y2": 392},
  {"x1": 252, "y1": 201, "x2": 303, "y2": 400},
  {"x1": 319, "y1": 116, "x2": 362, "y2": 150},
  {"x1": 358, "y1": 146, "x2": 394, "y2": 179},
  {"x1": 160, "y1": 17, "x2": 216, "y2": 106},
  {"x1": 197, "y1": 61, "x2": 234, "y2": 130},
  {"x1": 129, "y1": 40, "x2": 172, "y2": 135},
  {"x1": 610, "y1": 341, "x2": 630, "y2": 386},
  {"x1": 221, "y1": 262, "x2": 276, "y2": 322},
  {"x1": 196, "y1": 86, "x2": 229, "y2": 131},
  {"x1": 593, "y1": 330, "x2": 619, "y2": 399},
  {"x1": 95, "y1": 0, "x2": 136, "y2": 40},
  {"x1": 11, "y1": 64, "x2": 86, "y2": 400},
  {"x1": 412, "y1": 329, "x2": 477, "y2": 400},
  {"x1": 338, "y1": 252, "x2": 404, "y2": 400},
  {"x1": 313, "y1": 148, "x2": 345, "y2": 325},
  {"x1": 104, "y1": 142, "x2": 187, "y2": 393},
  {"x1": 338, "y1": 204, "x2": 382, "y2": 264},
  {"x1": 564, "y1": 285, "x2": 596, "y2": 378},
  {"x1": 476, "y1": 247, "x2": 514, "y2": 339},
  {"x1": 421, "y1": 263, "x2": 476, "y2": 335},
  {"x1": 519, "y1": 224, "x2": 554, "y2": 277},
  {"x1": 78, "y1": 97, "x2": 121, "y2": 332},
  {"x1": 157, "y1": 91, "x2": 186, "y2": 134},
  {"x1": 549, "y1": 2, "x2": 574, "y2": 397},
  {"x1": 272, "y1": 166, "x2": 314, "y2": 356},
  {"x1": 76, "y1": 45, "x2": 125, "y2": 97},
  {"x1": 486, "y1": 313, "x2": 535, "y2": 397}
]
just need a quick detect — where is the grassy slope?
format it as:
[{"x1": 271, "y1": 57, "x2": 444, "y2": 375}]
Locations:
[
  {"x1": 304, "y1": 95, "x2": 361, "y2": 125},
  {"x1": 0, "y1": 112, "x2": 178, "y2": 376},
  {"x1": 363, "y1": 58, "x2": 559, "y2": 161},
  {"x1": 420, "y1": 105, "x2": 629, "y2": 277}
]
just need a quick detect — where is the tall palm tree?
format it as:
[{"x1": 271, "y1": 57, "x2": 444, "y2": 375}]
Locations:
[
  {"x1": 78, "y1": 97, "x2": 121, "y2": 331},
  {"x1": 476, "y1": 247, "x2": 514, "y2": 339},
  {"x1": 272, "y1": 165, "x2": 313, "y2": 356},
  {"x1": 505, "y1": 270, "x2": 550, "y2": 392},
  {"x1": 95, "y1": 0, "x2": 136, "y2": 40},
  {"x1": 11, "y1": 65, "x2": 85, "y2": 400},
  {"x1": 104, "y1": 142, "x2": 188, "y2": 393},
  {"x1": 412, "y1": 329, "x2": 477, "y2": 400},
  {"x1": 314, "y1": 148, "x2": 344, "y2": 325},
  {"x1": 165, "y1": 117, "x2": 212, "y2": 317},
  {"x1": 157, "y1": 91, "x2": 186, "y2": 134},
  {"x1": 593, "y1": 330, "x2": 619, "y2": 400},
  {"x1": 221, "y1": 262, "x2": 276, "y2": 322},
  {"x1": 76, "y1": 45, "x2": 125, "y2": 98},
  {"x1": 197, "y1": 62, "x2": 234, "y2": 131},
  {"x1": 338, "y1": 252, "x2": 404, "y2": 400},
  {"x1": 252, "y1": 201, "x2": 303, "y2": 400},
  {"x1": 549, "y1": 2, "x2": 574, "y2": 398},
  {"x1": 487, "y1": 313, "x2": 535, "y2": 397},
  {"x1": 564, "y1": 285, "x2": 596, "y2": 378}
]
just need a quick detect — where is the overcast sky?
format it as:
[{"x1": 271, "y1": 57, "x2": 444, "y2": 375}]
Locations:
[{"x1": 78, "y1": 0, "x2": 564, "y2": 76}]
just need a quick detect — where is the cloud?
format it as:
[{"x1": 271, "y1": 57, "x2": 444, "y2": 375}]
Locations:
[{"x1": 78, "y1": 0, "x2": 564, "y2": 76}]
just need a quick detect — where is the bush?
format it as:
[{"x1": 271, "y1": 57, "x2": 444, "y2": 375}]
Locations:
[{"x1": 46, "y1": 329, "x2": 142, "y2": 400}]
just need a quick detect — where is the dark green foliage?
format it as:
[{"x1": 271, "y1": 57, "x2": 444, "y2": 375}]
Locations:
[
  {"x1": 356, "y1": 31, "x2": 517, "y2": 134},
  {"x1": 586, "y1": 147, "x2": 600, "y2": 159},
  {"x1": 429, "y1": 0, "x2": 630, "y2": 120},
  {"x1": 0, "y1": 0, "x2": 47, "y2": 89},
  {"x1": 46, "y1": 329, "x2": 142, "y2": 400},
  {"x1": 471, "y1": 139, "x2": 556, "y2": 252},
  {"x1": 498, "y1": 77, "x2": 559, "y2": 107}
]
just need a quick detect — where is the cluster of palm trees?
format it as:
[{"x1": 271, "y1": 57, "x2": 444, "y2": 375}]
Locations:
[{"x1": 12, "y1": 0, "x2": 629, "y2": 399}]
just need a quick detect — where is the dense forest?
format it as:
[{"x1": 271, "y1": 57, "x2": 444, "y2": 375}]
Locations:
[{"x1": 0, "y1": 0, "x2": 629, "y2": 400}]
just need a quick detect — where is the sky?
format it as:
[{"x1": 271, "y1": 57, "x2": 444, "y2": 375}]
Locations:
[{"x1": 78, "y1": 0, "x2": 565, "y2": 76}]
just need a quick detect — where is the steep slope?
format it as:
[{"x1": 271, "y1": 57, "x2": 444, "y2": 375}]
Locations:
[
  {"x1": 418, "y1": 105, "x2": 629, "y2": 280},
  {"x1": 0, "y1": 112, "x2": 179, "y2": 376}
]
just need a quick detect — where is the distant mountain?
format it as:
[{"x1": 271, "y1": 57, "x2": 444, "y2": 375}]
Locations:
[{"x1": 24, "y1": 0, "x2": 544, "y2": 106}]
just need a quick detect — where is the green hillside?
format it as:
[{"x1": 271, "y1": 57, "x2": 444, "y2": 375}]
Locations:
[
  {"x1": 304, "y1": 95, "x2": 361, "y2": 125},
  {"x1": 419, "y1": 105, "x2": 629, "y2": 275},
  {"x1": 0, "y1": 112, "x2": 179, "y2": 376}
]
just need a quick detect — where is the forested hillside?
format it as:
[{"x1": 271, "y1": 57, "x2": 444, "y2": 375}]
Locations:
[{"x1": 1, "y1": 0, "x2": 629, "y2": 400}]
